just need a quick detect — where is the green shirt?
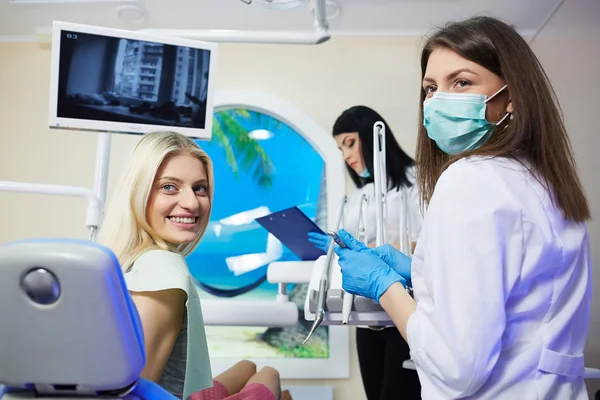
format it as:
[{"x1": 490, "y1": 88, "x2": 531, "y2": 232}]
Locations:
[{"x1": 125, "y1": 249, "x2": 213, "y2": 399}]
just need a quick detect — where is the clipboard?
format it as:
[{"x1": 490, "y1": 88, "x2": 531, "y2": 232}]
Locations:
[{"x1": 255, "y1": 206, "x2": 327, "y2": 261}]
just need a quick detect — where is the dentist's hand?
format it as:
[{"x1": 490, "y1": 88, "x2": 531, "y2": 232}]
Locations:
[
  {"x1": 372, "y1": 244, "x2": 413, "y2": 285},
  {"x1": 333, "y1": 229, "x2": 405, "y2": 303},
  {"x1": 307, "y1": 231, "x2": 332, "y2": 253}
]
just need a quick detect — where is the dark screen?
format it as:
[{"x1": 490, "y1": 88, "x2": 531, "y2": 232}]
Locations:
[{"x1": 56, "y1": 30, "x2": 212, "y2": 130}]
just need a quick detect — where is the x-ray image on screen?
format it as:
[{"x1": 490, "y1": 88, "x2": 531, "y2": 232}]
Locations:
[{"x1": 56, "y1": 30, "x2": 211, "y2": 130}]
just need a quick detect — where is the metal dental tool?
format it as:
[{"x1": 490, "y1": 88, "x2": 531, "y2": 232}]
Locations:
[
  {"x1": 373, "y1": 121, "x2": 388, "y2": 247},
  {"x1": 399, "y1": 176, "x2": 414, "y2": 300},
  {"x1": 302, "y1": 194, "x2": 348, "y2": 345},
  {"x1": 399, "y1": 189, "x2": 412, "y2": 256},
  {"x1": 341, "y1": 193, "x2": 368, "y2": 324},
  {"x1": 326, "y1": 230, "x2": 347, "y2": 248},
  {"x1": 369, "y1": 121, "x2": 389, "y2": 331}
]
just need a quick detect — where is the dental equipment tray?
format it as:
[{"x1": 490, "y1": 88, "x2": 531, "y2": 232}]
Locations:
[
  {"x1": 307, "y1": 288, "x2": 385, "y2": 313},
  {"x1": 304, "y1": 254, "x2": 394, "y2": 326}
]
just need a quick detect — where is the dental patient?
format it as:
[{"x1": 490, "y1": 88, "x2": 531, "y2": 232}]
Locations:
[{"x1": 98, "y1": 131, "x2": 291, "y2": 400}]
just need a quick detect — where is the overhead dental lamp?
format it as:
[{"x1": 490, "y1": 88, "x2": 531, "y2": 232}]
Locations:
[{"x1": 141, "y1": 0, "x2": 331, "y2": 45}]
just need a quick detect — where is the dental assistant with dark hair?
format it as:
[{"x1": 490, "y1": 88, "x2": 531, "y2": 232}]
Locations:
[{"x1": 308, "y1": 106, "x2": 423, "y2": 400}]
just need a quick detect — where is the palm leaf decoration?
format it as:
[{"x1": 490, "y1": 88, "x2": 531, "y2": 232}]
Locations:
[
  {"x1": 212, "y1": 110, "x2": 275, "y2": 189},
  {"x1": 185, "y1": 93, "x2": 298, "y2": 189}
]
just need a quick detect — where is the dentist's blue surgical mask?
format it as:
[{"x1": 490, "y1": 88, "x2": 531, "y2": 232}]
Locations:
[
  {"x1": 358, "y1": 168, "x2": 371, "y2": 178},
  {"x1": 423, "y1": 84, "x2": 510, "y2": 155}
]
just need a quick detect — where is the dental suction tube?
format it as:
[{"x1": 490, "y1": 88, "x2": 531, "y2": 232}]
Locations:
[
  {"x1": 302, "y1": 194, "x2": 348, "y2": 345},
  {"x1": 341, "y1": 193, "x2": 368, "y2": 325},
  {"x1": 373, "y1": 121, "x2": 387, "y2": 247},
  {"x1": 368, "y1": 121, "x2": 388, "y2": 331}
]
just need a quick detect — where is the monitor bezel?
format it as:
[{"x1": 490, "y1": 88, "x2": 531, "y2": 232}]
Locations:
[{"x1": 48, "y1": 20, "x2": 218, "y2": 140}]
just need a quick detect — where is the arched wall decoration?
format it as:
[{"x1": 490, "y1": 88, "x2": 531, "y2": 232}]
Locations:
[
  {"x1": 213, "y1": 89, "x2": 346, "y2": 226},
  {"x1": 199, "y1": 89, "x2": 349, "y2": 379}
]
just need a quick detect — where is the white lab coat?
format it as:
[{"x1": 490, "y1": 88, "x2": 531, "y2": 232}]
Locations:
[
  {"x1": 343, "y1": 165, "x2": 422, "y2": 246},
  {"x1": 408, "y1": 156, "x2": 591, "y2": 399}
]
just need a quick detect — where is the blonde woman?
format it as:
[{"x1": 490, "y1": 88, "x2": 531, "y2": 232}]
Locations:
[{"x1": 98, "y1": 131, "x2": 288, "y2": 400}]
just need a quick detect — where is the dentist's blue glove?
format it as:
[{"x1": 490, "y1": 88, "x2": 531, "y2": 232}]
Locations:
[
  {"x1": 333, "y1": 229, "x2": 405, "y2": 303},
  {"x1": 372, "y1": 244, "x2": 413, "y2": 286},
  {"x1": 307, "y1": 231, "x2": 332, "y2": 253}
]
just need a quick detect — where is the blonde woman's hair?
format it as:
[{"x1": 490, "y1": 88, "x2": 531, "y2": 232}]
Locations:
[{"x1": 97, "y1": 131, "x2": 214, "y2": 271}]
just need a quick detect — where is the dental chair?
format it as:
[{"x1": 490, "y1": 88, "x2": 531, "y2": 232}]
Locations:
[{"x1": 0, "y1": 238, "x2": 176, "y2": 400}]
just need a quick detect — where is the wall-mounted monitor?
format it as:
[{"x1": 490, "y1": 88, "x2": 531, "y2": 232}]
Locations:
[{"x1": 48, "y1": 21, "x2": 218, "y2": 140}]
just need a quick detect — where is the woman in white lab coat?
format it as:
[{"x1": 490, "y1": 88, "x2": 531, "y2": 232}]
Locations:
[
  {"x1": 308, "y1": 106, "x2": 423, "y2": 400},
  {"x1": 333, "y1": 16, "x2": 592, "y2": 400}
]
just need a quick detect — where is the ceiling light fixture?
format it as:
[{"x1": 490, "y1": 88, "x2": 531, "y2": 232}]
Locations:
[
  {"x1": 260, "y1": 0, "x2": 310, "y2": 10},
  {"x1": 116, "y1": 3, "x2": 147, "y2": 24}
]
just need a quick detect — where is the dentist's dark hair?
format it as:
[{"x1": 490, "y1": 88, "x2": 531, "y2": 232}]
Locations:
[
  {"x1": 416, "y1": 16, "x2": 590, "y2": 222},
  {"x1": 333, "y1": 105, "x2": 415, "y2": 191}
]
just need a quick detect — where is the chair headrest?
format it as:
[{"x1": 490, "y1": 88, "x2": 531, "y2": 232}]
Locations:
[{"x1": 0, "y1": 238, "x2": 145, "y2": 396}]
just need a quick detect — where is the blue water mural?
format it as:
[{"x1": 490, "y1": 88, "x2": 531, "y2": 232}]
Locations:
[{"x1": 187, "y1": 109, "x2": 324, "y2": 299}]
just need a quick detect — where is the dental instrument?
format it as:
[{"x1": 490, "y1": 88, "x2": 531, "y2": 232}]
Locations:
[
  {"x1": 304, "y1": 121, "x2": 394, "y2": 327},
  {"x1": 340, "y1": 193, "x2": 368, "y2": 324},
  {"x1": 302, "y1": 194, "x2": 348, "y2": 345},
  {"x1": 363, "y1": 121, "x2": 389, "y2": 330},
  {"x1": 373, "y1": 121, "x2": 387, "y2": 248},
  {"x1": 326, "y1": 230, "x2": 347, "y2": 249}
]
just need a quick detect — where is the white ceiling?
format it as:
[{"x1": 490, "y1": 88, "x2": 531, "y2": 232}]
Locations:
[
  {"x1": 0, "y1": 0, "x2": 556, "y2": 39},
  {"x1": 535, "y1": 0, "x2": 600, "y2": 37},
  {"x1": 0, "y1": 0, "x2": 595, "y2": 40}
]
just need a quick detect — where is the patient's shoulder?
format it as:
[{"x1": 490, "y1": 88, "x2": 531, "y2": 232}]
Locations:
[
  {"x1": 125, "y1": 249, "x2": 190, "y2": 294},
  {"x1": 134, "y1": 249, "x2": 187, "y2": 268}
]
